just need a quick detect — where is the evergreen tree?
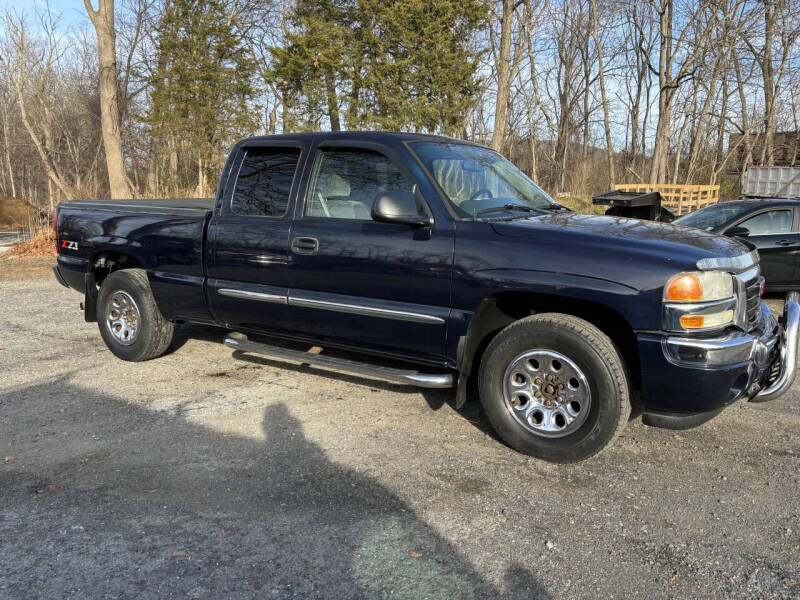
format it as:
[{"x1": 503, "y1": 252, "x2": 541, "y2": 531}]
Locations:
[
  {"x1": 148, "y1": 0, "x2": 257, "y2": 195},
  {"x1": 355, "y1": 0, "x2": 485, "y2": 134},
  {"x1": 271, "y1": 0, "x2": 486, "y2": 135},
  {"x1": 270, "y1": 0, "x2": 352, "y2": 132}
]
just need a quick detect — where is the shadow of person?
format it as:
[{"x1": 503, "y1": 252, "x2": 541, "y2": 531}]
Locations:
[
  {"x1": 0, "y1": 377, "x2": 550, "y2": 599},
  {"x1": 230, "y1": 348, "x2": 498, "y2": 438}
]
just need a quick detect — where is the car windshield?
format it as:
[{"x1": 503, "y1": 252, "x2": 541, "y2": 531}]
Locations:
[
  {"x1": 673, "y1": 204, "x2": 752, "y2": 231},
  {"x1": 411, "y1": 141, "x2": 559, "y2": 218}
]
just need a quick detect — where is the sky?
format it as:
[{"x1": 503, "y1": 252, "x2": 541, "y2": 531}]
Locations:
[{"x1": 1, "y1": 0, "x2": 88, "y2": 29}]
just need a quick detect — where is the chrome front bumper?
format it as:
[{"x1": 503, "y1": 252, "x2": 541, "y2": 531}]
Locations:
[
  {"x1": 752, "y1": 292, "x2": 799, "y2": 401},
  {"x1": 663, "y1": 292, "x2": 800, "y2": 402}
]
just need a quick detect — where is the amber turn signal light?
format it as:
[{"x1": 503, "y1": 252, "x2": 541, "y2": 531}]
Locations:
[
  {"x1": 666, "y1": 274, "x2": 703, "y2": 302},
  {"x1": 679, "y1": 315, "x2": 705, "y2": 328}
]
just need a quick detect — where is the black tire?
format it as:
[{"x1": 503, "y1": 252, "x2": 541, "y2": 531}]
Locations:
[
  {"x1": 478, "y1": 313, "x2": 630, "y2": 463},
  {"x1": 96, "y1": 268, "x2": 174, "y2": 362}
]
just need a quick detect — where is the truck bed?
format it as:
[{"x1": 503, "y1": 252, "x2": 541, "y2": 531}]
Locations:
[
  {"x1": 56, "y1": 197, "x2": 214, "y2": 324},
  {"x1": 64, "y1": 198, "x2": 214, "y2": 217}
]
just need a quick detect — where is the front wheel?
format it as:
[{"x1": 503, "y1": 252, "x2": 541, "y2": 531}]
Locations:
[
  {"x1": 96, "y1": 268, "x2": 174, "y2": 362},
  {"x1": 478, "y1": 313, "x2": 630, "y2": 463}
]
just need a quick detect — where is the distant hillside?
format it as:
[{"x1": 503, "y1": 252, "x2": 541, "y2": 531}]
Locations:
[{"x1": 0, "y1": 196, "x2": 38, "y2": 228}]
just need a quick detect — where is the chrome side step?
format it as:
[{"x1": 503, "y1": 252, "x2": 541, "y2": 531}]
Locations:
[{"x1": 224, "y1": 333, "x2": 455, "y2": 389}]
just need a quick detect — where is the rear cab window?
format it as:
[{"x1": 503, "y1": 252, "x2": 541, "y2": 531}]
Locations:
[{"x1": 231, "y1": 147, "x2": 302, "y2": 217}]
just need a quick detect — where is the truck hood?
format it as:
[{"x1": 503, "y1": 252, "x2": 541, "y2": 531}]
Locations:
[{"x1": 490, "y1": 212, "x2": 750, "y2": 269}]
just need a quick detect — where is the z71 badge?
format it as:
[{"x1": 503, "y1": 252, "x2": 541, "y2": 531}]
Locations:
[{"x1": 61, "y1": 240, "x2": 78, "y2": 250}]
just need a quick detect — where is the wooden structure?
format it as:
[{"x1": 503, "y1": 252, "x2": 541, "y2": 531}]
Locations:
[{"x1": 613, "y1": 184, "x2": 719, "y2": 216}]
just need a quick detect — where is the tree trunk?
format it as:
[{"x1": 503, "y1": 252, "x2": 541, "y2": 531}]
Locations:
[
  {"x1": 713, "y1": 74, "x2": 729, "y2": 183},
  {"x1": 589, "y1": 0, "x2": 614, "y2": 187},
  {"x1": 324, "y1": 67, "x2": 341, "y2": 131},
  {"x1": 760, "y1": 0, "x2": 775, "y2": 165},
  {"x1": 649, "y1": 0, "x2": 673, "y2": 184},
  {"x1": 490, "y1": 0, "x2": 514, "y2": 152},
  {"x1": 733, "y1": 52, "x2": 753, "y2": 189},
  {"x1": 84, "y1": 0, "x2": 131, "y2": 198},
  {"x1": 1, "y1": 105, "x2": 16, "y2": 198},
  {"x1": 196, "y1": 155, "x2": 205, "y2": 197},
  {"x1": 672, "y1": 107, "x2": 691, "y2": 184},
  {"x1": 525, "y1": 106, "x2": 537, "y2": 181}
]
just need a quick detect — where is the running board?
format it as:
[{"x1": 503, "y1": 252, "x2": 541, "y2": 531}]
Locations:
[{"x1": 224, "y1": 333, "x2": 455, "y2": 389}]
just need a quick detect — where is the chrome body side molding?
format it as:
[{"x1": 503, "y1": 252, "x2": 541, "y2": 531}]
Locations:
[
  {"x1": 216, "y1": 285, "x2": 446, "y2": 324},
  {"x1": 287, "y1": 296, "x2": 445, "y2": 324},
  {"x1": 218, "y1": 288, "x2": 287, "y2": 304}
]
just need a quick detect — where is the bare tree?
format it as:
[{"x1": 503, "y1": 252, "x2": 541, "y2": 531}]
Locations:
[
  {"x1": 0, "y1": 11, "x2": 74, "y2": 203},
  {"x1": 589, "y1": 0, "x2": 613, "y2": 187},
  {"x1": 647, "y1": 0, "x2": 713, "y2": 184},
  {"x1": 741, "y1": 0, "x2": 800, "y2": 165}
]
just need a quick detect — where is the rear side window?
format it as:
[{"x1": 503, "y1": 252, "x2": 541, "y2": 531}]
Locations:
[
  {"x1": 231, "y1": 147, "x2": 301, "y2": 217},
  {"x1": 737, "y1": 209, "x2": 793, "y2": 235}
]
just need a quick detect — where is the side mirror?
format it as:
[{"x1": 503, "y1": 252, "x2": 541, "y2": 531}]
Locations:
[
  {"x1": 371, "y1": 191, "x2": 432, "y2": 227},
  {"x1": 726, "y1": 226, "x2": 750, "y2": 238}
]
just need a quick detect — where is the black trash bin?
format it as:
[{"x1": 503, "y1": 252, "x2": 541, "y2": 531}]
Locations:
[{"x1": 591, "y1": 190, "x2": 675, "y2": 222}]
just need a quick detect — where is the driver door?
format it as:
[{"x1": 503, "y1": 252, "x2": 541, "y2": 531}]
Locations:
[{"x1": 287, "y1": 143, "x2": 453, "y2": 362}]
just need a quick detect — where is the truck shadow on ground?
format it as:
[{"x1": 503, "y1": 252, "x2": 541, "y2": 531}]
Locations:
[
  {"x1": 229, "y1": 348, "x2": 495, "y2": 439},
  {"x1": 0, "y1": 375, "x2": 549, "y2": 599}
]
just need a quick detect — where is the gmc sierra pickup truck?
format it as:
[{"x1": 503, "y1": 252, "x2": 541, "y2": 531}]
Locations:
[{"x1": 53, "y1": 132, "x2": 800, "y2": 462}]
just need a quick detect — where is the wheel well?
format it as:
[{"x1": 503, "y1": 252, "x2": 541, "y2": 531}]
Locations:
[
  {"x1": 91, "y1": 252, "x2": 143, "y2": 285},
  {"x1": 462, "y1": 292, "x2": 641, "y2": 391}
]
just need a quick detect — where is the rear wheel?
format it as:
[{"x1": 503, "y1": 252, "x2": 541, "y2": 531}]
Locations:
[
  {"x1": 478, "y1": 313, "x2": 630, "y2": 462},
  {"x1": 96, "y1": 268, "x2": 174, "y2": 362}
]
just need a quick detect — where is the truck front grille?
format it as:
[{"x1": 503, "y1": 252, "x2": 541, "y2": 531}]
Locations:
[{"x1": 742, "y1": 267, "x2": 763, "y2": 330}]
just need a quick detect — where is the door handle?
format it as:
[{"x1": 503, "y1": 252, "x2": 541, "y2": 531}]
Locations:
[
  {"x1": 776, "y1": 239, "x2": 795, "y2": 246},
  {"x1": 291, "y1": 236, "x2": 319, "y2": 254}
]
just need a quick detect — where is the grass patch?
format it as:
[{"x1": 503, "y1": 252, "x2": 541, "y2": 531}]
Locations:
[{"x1": 554, "y1": 195, "x2": 606, "y2": 215}]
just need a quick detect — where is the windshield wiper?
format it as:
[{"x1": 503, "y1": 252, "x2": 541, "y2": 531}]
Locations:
[
  {"x1": 540, "y1": 203, "x2": 571, "y2": 211},
  {"x1": 475, "y1": 203, "x2": 538, "y2": 217}
]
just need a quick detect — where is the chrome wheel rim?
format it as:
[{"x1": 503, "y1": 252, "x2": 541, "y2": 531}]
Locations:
[
  {"x1": 502, "y1": 349, "x2": 591, "y2": 438},
  {"x1": 105, "y1": 290, "x2": 140, "y2": 346}
]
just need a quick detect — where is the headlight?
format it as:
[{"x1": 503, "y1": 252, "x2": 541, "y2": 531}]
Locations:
[
  {"x1": 663, "y1": 271, "x2": 738, "y2": 331},
  {"x1": 664, "y1": 271, "x2": 734, "y2": 303}
]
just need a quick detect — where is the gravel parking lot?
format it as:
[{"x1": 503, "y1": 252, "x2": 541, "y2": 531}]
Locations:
[{"x1": 1, "y1": 264, "x2": 799, "y2": 599}]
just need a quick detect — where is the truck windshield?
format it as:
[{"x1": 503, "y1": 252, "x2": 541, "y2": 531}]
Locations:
[
  {"x1": 411, "y1": 141, "x2": 559, "y2": 219},
  {"x1": 673, "y1": 204, "x2": 752, "y2": 231}
]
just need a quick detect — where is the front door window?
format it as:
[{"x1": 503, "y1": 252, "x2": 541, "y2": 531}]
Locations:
[{"x1": 305, "y1": 148, "x2": 412, "y2": 220}]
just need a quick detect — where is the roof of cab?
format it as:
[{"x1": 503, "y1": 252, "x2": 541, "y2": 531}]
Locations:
[{"x1": 236, "y1": 131, "x2": 484, "y2": 147}]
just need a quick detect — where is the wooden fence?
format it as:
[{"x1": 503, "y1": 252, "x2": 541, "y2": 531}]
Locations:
[{"x1": 613, "y1": 184, "x2": 719, "y2": 216}]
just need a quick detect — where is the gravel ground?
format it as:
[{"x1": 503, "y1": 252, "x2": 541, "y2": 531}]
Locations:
[{"x1": 1, "y1": 273, "x2": 799, "y2": 599}]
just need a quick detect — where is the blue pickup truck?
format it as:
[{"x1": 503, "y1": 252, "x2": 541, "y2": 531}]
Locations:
[{"x1": 53, "y1": 132, "x2": 799, "y2": 462}]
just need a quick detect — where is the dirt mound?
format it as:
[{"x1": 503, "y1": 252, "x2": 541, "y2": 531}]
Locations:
[{"x1": 0, "y1": 196, "x2": 39, "y2": 228}]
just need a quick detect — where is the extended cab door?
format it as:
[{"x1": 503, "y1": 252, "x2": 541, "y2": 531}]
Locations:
[
  {"x1": 287, "y1": 141, "x2": 454, "y2": 362},
  {"x1": 206, "y1": 141, "x2": 307, "y2": 332}
]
